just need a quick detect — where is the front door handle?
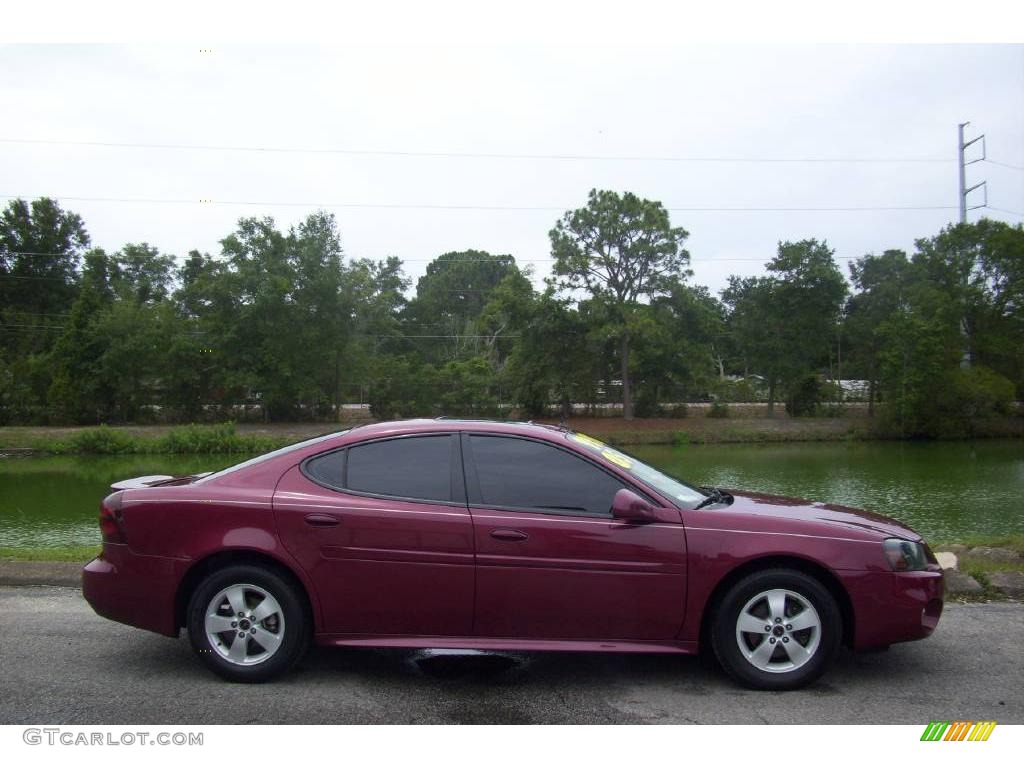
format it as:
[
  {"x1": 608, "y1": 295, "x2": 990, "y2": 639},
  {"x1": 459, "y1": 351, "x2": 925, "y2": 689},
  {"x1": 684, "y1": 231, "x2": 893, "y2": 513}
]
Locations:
[
  {"x1": 304, "y1": 513, "x2": 340, "y2": 527},
  {"x1": 490, "y1": 528, "x2": 528, "y2": 541}
]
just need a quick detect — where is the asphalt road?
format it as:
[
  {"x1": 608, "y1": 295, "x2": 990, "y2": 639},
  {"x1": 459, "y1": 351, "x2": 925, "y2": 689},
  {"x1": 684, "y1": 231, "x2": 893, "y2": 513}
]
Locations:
[{"x1": 0, "y1": 586, "x2": 1020, "y2": 725}]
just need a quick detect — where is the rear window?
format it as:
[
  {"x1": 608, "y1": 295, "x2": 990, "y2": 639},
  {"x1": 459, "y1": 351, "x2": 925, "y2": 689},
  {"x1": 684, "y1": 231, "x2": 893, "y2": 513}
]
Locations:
[
  {"x1": 305, "y1": 434, "x2": 455, "y2": 503},
  {"x1": 195, "y1": 430, "x2": 349, "y2": 484}
]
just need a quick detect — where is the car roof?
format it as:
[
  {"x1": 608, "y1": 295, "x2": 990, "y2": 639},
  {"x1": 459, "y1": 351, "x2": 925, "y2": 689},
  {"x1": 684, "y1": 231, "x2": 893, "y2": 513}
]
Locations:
[
  {"x1": 346, "y1": 418, "x2": 570, "y2": 441},
  {"x1": 197, "y1": 419, "x2": 583, "y2": 490}
]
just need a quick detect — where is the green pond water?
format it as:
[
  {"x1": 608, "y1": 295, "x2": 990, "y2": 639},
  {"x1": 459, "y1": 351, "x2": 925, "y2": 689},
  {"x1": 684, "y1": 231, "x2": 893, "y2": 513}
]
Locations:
[{"x1": 0, "y1": 440, "x2": 1022, "y2": 548}]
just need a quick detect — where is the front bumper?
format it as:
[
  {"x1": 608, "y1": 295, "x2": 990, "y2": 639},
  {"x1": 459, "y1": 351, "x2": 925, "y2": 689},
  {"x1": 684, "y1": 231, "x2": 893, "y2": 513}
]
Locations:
[
  {"x1": 845, "y1": 568, "x2": 944, "y2": 650},
  {"x1": 82, "y1": 544, "x2": 189, "y2": 637}
]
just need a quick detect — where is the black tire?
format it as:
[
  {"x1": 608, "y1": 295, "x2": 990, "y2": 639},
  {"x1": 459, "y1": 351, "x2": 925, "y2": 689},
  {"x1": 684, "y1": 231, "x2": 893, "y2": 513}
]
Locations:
[
  {"x1": 187, "y1": 564, "x2": 309, "y2": 683},
  {"x1": 710, "y1": 568, "x2": 841, "y2": 690}
]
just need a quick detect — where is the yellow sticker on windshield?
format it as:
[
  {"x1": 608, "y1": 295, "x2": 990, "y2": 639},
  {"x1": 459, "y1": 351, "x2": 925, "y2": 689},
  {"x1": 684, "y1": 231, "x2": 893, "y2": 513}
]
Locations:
[
  {"x1": 570, "y1": 432, "x2": 632, "y2": 467},
  {"x1": 601, "y1": 449, "x2": 633, "y2": 469},
  {"x1": 570, "y1": 433, "x2": 606, "y2": 449}
]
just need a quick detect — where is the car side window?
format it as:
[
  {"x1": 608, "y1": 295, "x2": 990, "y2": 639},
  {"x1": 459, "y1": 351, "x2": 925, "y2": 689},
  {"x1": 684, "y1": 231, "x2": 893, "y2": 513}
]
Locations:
[
  {"x1": 306, "y1": 434, "x2": 455, "y2": 503},
  {"x1": 304, "y1": 449, "x2": 346, "y2": 488},
  {"x1": 467, "y1": 434, "x2": 625, "y2": 516}
]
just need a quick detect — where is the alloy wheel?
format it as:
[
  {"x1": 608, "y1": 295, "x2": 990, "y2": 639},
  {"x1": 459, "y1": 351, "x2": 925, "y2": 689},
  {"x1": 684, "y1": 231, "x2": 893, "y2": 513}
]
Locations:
[
  {"x1": 734, "y1": 588, "x2": 821, "y2": 673},
  {"x1": 204, "y1": 583, "x2": 286, "y2": 666}
]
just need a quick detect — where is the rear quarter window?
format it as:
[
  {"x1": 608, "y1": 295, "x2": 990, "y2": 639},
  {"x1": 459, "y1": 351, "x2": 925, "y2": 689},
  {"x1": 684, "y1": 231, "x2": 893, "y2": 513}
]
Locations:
[{"x1": 304, "y1": 434, "x2": 456, "y2": 503}]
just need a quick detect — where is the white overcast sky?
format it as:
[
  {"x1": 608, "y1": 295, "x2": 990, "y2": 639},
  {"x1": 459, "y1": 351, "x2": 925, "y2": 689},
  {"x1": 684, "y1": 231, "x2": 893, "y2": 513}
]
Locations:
[{"x1": 1, "y1": 42, "x2": 1022, "y2": 294}]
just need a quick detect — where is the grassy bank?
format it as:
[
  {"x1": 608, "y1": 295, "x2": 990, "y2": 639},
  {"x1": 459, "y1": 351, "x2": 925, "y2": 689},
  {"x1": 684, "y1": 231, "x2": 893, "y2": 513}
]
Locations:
[
  {"x1": 933, "y1": 533, "x2": 1024, "y2": 552},
  {"x1": 7, "y1": 423, "x2": 296, "y2": 455},
  {"x1": 0, "y1": 546, "x2": 100, "y2": 562},
  {"x1": 1, "y1": 414, "x2": 1021, "y2": 456}
]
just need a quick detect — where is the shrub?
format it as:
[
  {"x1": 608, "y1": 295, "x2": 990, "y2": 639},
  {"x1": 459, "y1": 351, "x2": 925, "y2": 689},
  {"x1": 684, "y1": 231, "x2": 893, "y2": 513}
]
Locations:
[
  {"x1": 950, "y1": 366, "x2": 1015, "y2": 418},
  {"x1": 708, "y1": 377, "x2": 766, "y2": 403},
  {"x1": 879, "y1": 364, "x2": 1016, "y2": 439},
  {"x1": 436, "y1": 357, "x2": 499, "y2": 417},
  {"x1": 817, "y1": 402, "x2": 845, "y2": 418},
  {"x1": 633, "y1": 387, "x2": 664, "y2": 418},
  {"x1": 369, "y1": 357, "x2": 440, "y2": 419},
  {"x1": 156, "y1": 423, "x2": 281, "y2": 454},
  {"x1": 66, "y1": 425, "x2": 136, "y2": 454},
  {"x1": 785, "y1": 374, "x2": 823, "y2": 417},
  {"x1": 708, "y1": 402, "x2": 729, "y2": 418}
]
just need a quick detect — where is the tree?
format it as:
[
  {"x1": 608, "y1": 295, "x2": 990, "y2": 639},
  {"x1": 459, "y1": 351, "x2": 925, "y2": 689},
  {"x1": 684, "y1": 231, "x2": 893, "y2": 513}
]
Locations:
[
  {"x1": 47, "y1": 249, "x2": 117, "y2": 422},
  {"x1": 503, "y1": 289, "x2": 598, "y2": 418},
  {"x1": 346, "y1": 256, "x2": 411, "y2": 406},
  {"x1": 112, "y1": 243, "x2": 176, "y2": 305},
  {"x1": 845, "y1": 249, "x2": 913, "y2": 414},
  {"x1": 1, "y1": 199, "x2": 90, "y2": 382},
  {"x1": 405, "y1": 250, "x2": 519, "y2": 363},
  {"x1": 722, "y1": 239, "x2": 847, "y2": 414},
  {"x1": 289, "y1": 212, "x2": 348, "y2": 414},
  {"x1": 875, "y1": 299, "x2": 961, "y2": 437},
  {"x1": 219, "y1": 217, "x2": 299, "y2": 420},
  {"x1": 549, "y1": 189, "x2": 691, "y2": 419},
  {"x1": 635, "y1": 281, "x2": 724, "y2": 411},
  {"x1": 721, "y1": 275, "x2": 784, "y2": 409},
  {"x1": 0, "y1": 198, "x2": 89, "y2": 318},
  {"x1": 866, "y1": 220, "x2": 1023, "y2": 437},
  {"x1": 913, "y1": 219, "x2": 1024, "y2": 388}
]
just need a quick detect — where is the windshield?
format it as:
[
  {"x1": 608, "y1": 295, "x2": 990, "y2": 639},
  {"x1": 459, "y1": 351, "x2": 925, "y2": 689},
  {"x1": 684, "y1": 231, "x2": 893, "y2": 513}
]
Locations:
[
  {"x1": 565, "y1": 432, "x2": 707, "y2": 507},
  {"x1": 194, "y1": 429, "x2": 351, "y2": 484}
]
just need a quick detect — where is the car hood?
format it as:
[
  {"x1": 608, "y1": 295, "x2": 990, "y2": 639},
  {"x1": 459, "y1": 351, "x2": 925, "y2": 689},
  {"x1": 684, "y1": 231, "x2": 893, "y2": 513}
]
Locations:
[{"x1": 722, "y1": 489, "x2": 923, "y2": 541}]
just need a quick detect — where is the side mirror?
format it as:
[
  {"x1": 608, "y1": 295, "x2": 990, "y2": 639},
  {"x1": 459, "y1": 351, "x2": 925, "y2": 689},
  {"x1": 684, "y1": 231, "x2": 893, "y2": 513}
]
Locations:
[{"x1": 611, "y1": 489, "x2": 657, "y2": 523}]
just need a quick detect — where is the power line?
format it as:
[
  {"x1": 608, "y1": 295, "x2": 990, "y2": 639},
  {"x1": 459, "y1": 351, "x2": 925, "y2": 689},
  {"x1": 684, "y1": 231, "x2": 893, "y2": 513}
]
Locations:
[
  {"x1": 0, "y1": 138, "x2": 956, "y2": 164},
  {"x1": 8, "y1": 250, "x2": 871, "y2": 262},
  {"x1": 0, "y1": 275, "x2": 74, "y2": 281},
  {"x1": 0, "y1": 322, "x2": 523, "y2": 340},
  {"x1": 0, "y1": 254, "x2": 872, "y2": 282},
  {"x1": 984, "y1": 158, "x2": 1024, "y2": 172},
  {"x1": 1, "y1": 311, "x2": 74, "y2": 318},
  {"x1": 0, "y1": 323, "x2": 68, "y2": 330},
  {"x1": 987, "y1": 205, "x2": 1024, "y2": 217},
  {"x1": 0, "y1": 194, "x2": 958, "y2": 213}
]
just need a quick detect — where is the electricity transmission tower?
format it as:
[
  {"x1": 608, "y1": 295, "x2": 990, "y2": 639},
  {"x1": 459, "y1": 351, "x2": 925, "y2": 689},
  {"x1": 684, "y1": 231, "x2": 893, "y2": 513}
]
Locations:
[{"x1": 958, "y1": 122, "x2": 986, "y2": 223}]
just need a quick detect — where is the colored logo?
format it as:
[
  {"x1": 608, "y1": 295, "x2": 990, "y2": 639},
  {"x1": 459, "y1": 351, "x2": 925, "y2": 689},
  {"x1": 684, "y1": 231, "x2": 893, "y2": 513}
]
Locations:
[{"x1": 920, "y1": 721, "x2": 996, "y2": 741}]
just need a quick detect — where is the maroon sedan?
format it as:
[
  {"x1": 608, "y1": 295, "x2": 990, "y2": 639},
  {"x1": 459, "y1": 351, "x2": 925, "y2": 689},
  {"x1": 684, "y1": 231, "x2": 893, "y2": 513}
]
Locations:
[{"x1": 82, "y1": 419, "x2": 943, "y2": 689}]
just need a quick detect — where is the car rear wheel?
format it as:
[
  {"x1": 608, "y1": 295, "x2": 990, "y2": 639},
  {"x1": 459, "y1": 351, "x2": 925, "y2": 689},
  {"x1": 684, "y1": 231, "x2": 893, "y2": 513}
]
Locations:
[
  {"x1": 711, "y1": 568, "x2": 841, "y2": 690},
  {"x1": 187, "y1": 564, "x2": 309, "y2": 683}
]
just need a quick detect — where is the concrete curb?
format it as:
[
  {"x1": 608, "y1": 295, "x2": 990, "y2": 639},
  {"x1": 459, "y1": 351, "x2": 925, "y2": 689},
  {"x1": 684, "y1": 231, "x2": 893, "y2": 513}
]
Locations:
[{"x1": 0, "y1": 561, "x2": 83, "y2": 587}]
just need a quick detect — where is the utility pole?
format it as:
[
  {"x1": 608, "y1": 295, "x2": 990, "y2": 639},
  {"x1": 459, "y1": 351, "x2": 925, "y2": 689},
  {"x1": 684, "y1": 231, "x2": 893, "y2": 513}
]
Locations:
[
  {"x1": 956, "y1": 122, "x2": 987, "y2": 369},
  {"x1": 958, "y1": 122, "x2": 987, "y2": 223}
]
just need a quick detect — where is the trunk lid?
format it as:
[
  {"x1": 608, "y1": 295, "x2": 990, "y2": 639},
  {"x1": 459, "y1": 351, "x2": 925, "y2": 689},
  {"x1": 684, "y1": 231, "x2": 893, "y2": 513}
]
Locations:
[{"x1": 109, "y1": 472, "x2": 212, "y2": 492}]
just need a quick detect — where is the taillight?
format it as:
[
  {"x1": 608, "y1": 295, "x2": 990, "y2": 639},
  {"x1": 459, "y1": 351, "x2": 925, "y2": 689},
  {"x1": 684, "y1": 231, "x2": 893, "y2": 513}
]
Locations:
[{"x1": 99, "y1": 491, "x2": 127, "y2": 544}]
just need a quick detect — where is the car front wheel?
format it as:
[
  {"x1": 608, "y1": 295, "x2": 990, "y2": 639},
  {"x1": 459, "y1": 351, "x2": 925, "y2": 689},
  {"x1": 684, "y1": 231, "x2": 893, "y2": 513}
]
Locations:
[
  {"x1": 711, "y1": 568, "x2": 841, "y2": 690},
  {"x1": 187, "y1": 564, "x2": 309, "y2": 683}
]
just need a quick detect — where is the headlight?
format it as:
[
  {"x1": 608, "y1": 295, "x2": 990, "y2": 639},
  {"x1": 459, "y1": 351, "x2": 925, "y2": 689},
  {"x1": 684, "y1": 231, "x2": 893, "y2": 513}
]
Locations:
[{"x1": 882, "y1": 538, "x2": 929, "y2": 571}]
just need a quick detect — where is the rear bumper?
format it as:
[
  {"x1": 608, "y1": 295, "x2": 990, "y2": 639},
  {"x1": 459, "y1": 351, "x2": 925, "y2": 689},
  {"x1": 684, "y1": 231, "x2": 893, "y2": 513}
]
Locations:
[
  {"x1": 846, "y1": 569, "x2": 944, "y2": 650},
  {"x1": 82, "y1": 545, "x2": 189, "y2": 637}
]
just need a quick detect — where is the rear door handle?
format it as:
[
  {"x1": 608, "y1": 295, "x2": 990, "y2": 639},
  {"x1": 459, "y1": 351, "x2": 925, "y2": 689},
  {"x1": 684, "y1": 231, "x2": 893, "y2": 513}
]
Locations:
[
  {"x1": 304, "y1": 513, "x2": 340, "y2": 527},
  {"x1": 490, "y1": 528, "x2": 528, "y2": 541}
]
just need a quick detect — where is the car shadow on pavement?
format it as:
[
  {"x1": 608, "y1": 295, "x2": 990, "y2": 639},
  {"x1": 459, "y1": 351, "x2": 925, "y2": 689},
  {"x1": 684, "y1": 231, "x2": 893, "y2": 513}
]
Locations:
[
  {"x1": 284, "y1": 642, "x2": 917, "y2": 694},
  {"x1": 105, "y1": 629, "x2": 930, "y2": 697},
  {"x1": 47, "y1": 631, "x2": 964, "y2": 724}
]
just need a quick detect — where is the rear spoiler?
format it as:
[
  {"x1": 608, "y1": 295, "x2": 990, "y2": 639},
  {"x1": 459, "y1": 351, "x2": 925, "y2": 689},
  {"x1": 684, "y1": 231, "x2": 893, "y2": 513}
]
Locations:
[{"x1": 110, "y1": 472, "x2": 212, "y2": 491}]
